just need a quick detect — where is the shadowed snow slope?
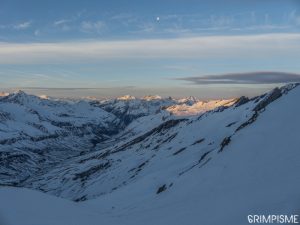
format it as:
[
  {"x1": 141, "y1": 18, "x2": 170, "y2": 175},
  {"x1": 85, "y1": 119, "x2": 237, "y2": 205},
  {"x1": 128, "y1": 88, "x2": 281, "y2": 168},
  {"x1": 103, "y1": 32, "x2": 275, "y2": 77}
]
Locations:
[{"x1": 0, "y1": 84, "x2": 299, "y2": 225}]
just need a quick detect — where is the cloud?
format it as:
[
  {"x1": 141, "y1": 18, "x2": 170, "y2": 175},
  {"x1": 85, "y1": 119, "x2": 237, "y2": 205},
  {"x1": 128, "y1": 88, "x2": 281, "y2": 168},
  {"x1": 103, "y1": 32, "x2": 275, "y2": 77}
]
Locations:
[
  {"x1": 18, "y1": 87, "x2": 110, "y2": 90},
  {"x1": 34, "y1": 30, "x2": 41, "y2": 36},
  {"x1": 13, "y1": 21, "x2": 31, "y2": 30},
  {"x1": 0, "y1": 33, "x2": 299, "y2": 64},
  {"x1": 53, "y1": 19, "x2": 72, "y2": 31},
  {"x1": 110, "y1": 13, "x2": 135, "y2": 21},
  {"x1": 175, "y1": 71, "x2": 300, "y2": 85},
  {"x1": 230, "y1": 24, "x2": 291, "y2": 31},
  {"x1": 53, "y1": 12, "x2": 86, "y2": 31},
  {"x1": 80, "y1": 21, "x2": 106, "y2": 33},
  {"x1": 135, "y1": 22, "x2": 155, "y2": 33},
  {"x1": 110, "y1": 13, "x2": 138, "y2": 27},
  {"x1": 53, "y1": 19, "x2": 70, "y2": 26},
  {"x1": 288, "y1": 10, "x2": 300, "y2": 26}
]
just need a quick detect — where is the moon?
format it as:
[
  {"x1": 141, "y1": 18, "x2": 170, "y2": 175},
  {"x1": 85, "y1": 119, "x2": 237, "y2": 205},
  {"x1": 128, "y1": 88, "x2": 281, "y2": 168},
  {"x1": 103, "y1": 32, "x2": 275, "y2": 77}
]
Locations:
[{"x1": 156, "y1": 17, "x2": 160, "y2": 21}]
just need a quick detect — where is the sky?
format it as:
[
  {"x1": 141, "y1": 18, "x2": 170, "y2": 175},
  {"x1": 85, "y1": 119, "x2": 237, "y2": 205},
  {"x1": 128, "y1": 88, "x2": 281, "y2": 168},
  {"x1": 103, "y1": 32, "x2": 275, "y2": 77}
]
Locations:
[{"x1": 1, "y1": 0, "x2": 300, "y2": 98}]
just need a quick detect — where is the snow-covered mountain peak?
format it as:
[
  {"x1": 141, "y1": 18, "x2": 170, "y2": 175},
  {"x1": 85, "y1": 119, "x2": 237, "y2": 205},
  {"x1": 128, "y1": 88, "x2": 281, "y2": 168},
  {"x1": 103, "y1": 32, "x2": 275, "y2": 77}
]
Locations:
[
  {"x1": 279, "y1": 82, "x2": 299, "y2": 93},
  {"x1": 166, "y1": 98, "x2": 237, "y2": 116},
  {"x1": 117, "y1": 95, "x2": 136, "y2": 100},
  {"x1": 142, "y1": 95, "x2": 162, "y2": 100},
  {"x1": 2, "y1": 90, "x2": 42, "y2": 104},
  {"x1": 177, "y1": 96, "x2": 198, "y2": 105},
  {"x1": 39, "y1": 94, "x2": 49, "y2": 99},
  {"x1": 11, "y1": 90, "x2": 29, "y2": 99},
  {"x1": 0, "y1": 91, "x2": 9, "y2": 97}
]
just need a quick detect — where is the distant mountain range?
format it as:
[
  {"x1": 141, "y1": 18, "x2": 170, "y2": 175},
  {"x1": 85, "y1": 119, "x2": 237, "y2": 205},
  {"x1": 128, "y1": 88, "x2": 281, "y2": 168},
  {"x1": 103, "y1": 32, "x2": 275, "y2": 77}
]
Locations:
[{"x1": 0, "y1": 84, "x2": 299, "y2": 225}]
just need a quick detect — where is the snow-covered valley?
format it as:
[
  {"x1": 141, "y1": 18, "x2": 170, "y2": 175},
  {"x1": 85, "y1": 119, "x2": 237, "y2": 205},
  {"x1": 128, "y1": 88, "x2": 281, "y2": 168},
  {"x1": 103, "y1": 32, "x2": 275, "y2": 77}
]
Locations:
[{"x1": 0, "y1": 84, "x2": 299, "y2": 225}]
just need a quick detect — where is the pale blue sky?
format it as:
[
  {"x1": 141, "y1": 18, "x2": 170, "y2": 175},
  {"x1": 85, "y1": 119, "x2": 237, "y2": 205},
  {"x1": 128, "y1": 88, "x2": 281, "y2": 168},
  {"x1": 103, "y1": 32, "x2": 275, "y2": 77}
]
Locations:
[{"x1": 1, "y1": 0, "x2": 300, "y2": 98}]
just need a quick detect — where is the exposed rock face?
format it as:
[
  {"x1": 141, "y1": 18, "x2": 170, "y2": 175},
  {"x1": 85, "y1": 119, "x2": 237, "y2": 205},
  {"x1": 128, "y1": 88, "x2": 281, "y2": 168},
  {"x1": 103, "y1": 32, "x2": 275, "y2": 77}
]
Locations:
[
  {"x1": 156, "y1": 184, "x2": 167, "y2": 194},
  {"x1": 234, "y1": 96, "x2": 249, "y2": 107},
  {"x1": 253, "y1": 87, "x2": 282, "y2": 112},
  {"x1": 219, "y1": 136, "x2": 231, "y2": 152}
]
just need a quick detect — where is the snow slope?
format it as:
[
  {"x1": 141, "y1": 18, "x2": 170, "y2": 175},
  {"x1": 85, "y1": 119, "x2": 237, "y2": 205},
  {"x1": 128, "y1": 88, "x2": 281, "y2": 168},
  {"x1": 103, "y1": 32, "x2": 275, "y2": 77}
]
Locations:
[
  {"x1": 0, "y1": 84, "x2": 299, "y2": 225},
  {"x1": 0, "y1": 91, "x2": 120, "y2": 185},
  {"x1": 166, "y1": 98, "x2": 236, "y2": 116},
  {"x1": 87, "y1": 84, "x2": 299, "y2": 225},
  {"x1": 0, "y1": 91, "x2": 227, "y2": 186}
]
